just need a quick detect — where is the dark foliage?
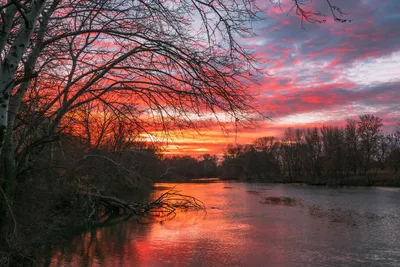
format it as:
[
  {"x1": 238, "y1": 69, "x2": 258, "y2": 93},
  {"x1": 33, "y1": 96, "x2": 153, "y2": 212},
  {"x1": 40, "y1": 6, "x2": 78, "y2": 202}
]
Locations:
[{"x1": 220, "y1": 115, "x2": 400, "y2": 185}]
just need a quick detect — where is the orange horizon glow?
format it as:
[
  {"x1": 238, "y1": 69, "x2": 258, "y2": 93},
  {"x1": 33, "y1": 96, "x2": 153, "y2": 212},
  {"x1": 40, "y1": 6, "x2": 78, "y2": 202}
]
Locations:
[{"x1": 146, "y1": 115, "x2": 398, "y2": 157}]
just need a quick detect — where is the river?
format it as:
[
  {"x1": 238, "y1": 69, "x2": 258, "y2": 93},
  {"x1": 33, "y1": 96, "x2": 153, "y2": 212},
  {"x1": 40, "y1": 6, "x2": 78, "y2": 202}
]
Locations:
[{"x1": 40, "y1": 180, "x2": 400, "y2": 266}]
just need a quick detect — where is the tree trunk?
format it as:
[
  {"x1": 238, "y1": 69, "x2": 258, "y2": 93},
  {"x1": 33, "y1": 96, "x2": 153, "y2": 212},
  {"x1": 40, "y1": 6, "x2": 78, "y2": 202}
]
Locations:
[
  {"x1": 1, "y1": 0, "x2": 58, "y2": 186},
  {"x1": 0, "y1": 3, "x2": 17, "y2": 53},
  {"x1": 0, "y1": 1, "x2": 48, "y2": 247},
  {"x1": 0, "y1": 0, "x2": 47, "y2": 155}
]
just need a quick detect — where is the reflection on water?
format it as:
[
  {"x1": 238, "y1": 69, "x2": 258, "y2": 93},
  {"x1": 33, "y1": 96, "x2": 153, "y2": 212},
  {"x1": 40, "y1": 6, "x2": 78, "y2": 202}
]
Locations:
[{"x1": 40, "y1": 181, "x2": 400, "y2": 267}]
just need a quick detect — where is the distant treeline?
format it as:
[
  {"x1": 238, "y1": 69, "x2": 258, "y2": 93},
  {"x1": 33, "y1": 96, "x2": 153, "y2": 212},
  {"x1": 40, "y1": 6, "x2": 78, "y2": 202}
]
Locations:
[
  {"x1": 219, "y1": 114, "x2": 400, "y2": 186},
  {"x1": 160, "y1": 154, "x2": 218, "y2": 180}
]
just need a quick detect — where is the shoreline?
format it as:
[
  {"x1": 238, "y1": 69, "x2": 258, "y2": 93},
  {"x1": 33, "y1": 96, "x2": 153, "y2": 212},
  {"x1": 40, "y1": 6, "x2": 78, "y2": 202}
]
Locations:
[{"x1": 158, "y1": 176, "x2": 400, "y2": 188}]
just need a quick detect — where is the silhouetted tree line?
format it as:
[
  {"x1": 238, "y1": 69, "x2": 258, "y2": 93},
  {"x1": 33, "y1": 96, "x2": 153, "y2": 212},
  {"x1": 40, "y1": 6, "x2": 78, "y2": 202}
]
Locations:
[
  {"x1": 220, "y1": 115, "x2": 400, "y2": 185},
  {"x1": 160, "y1": 154, "x2": 218, "y2": 180}
]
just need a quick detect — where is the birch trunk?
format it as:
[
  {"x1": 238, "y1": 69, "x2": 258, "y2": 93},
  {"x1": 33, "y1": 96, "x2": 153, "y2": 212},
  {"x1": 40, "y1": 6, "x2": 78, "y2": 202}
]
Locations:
[
  {"x1": 0, "y1": 1, "x2": 47, "y2": 239},
  {"x1": 0, "y1": 0, "x2": 47, "y2": 155},
  {"x1": 0, "y1": 2, "x2": 17, "y2": 54}
]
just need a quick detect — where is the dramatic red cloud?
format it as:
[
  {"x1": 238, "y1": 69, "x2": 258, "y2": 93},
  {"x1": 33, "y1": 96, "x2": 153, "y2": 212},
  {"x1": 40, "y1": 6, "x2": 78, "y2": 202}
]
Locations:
[{"x1": 152, "y1": 1, "x2": 400, "y2": 156}]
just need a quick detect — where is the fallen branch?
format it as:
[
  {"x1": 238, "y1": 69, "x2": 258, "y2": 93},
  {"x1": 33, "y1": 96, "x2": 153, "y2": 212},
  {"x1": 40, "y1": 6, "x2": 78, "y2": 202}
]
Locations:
[{"x1": 85, "y1": 189, "x2": 205, "y2": 224}]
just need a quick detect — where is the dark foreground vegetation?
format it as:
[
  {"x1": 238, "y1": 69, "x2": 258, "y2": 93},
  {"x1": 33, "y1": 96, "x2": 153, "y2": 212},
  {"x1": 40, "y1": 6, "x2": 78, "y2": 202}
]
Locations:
[
  {"x1": 220, "y1": 115, "x2": 400, "y2": 186},
  {"x1": 0, "y1": 133, "x2": 208, "y2": 266}
]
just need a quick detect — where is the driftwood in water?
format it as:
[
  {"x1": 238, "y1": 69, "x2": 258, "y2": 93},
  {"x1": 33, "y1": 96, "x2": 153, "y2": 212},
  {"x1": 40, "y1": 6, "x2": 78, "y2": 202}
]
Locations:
[{"x1": 87, "y1": 190, "x2": 205, "y2": 224}]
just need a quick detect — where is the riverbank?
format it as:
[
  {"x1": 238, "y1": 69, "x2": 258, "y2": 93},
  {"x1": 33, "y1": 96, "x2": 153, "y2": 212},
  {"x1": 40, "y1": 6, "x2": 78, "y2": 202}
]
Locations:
[{"x1": 219, "y1": 171, "x2": 400, "y2": 188}]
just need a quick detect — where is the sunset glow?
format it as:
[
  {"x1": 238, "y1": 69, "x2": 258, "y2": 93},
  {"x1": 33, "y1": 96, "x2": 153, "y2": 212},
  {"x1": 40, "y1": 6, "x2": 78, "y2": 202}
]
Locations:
[{"x1": 156, "y1": 1, "x2": 400, "y2": 156}]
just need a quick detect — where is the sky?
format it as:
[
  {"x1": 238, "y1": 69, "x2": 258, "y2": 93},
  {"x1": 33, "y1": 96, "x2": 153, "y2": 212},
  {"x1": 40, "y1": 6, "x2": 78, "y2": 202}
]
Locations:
[{"x1": 156, "y1": 0, "x2": 400, "y2": 156}]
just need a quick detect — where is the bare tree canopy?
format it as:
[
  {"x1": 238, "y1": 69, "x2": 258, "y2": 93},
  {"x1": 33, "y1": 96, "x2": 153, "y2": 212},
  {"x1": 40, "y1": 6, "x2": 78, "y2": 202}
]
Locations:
[
  {"x1": 1, "y1": 0, "x2": 267, "y2": 190},
  {"x1": 271, "y1": 0, "x2": 352, "y2": 28},
  {"x1": 0, "y1": 0, "x2": 351, "y2": 157}
]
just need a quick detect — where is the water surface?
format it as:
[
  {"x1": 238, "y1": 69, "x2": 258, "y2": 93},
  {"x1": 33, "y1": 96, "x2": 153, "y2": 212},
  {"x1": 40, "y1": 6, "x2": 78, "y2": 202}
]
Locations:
[{"x1": 42, "y1": 181, "x2": 400, "y2": 266}]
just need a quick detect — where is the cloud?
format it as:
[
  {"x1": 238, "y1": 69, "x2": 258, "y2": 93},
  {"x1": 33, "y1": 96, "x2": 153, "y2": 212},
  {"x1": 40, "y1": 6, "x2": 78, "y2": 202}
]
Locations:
[{"x1": 161, "y1": 0, "x2": 400, "y2": 155}]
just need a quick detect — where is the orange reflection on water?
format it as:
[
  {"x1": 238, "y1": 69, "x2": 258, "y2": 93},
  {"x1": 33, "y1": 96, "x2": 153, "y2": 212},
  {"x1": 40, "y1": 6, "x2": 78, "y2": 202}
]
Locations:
[
  {"x1": 39, "y1": 183, "x2": 400, "y2": 267},
  {"x1": 42, "y1": 181, "x2": 310, "y2": 267}
]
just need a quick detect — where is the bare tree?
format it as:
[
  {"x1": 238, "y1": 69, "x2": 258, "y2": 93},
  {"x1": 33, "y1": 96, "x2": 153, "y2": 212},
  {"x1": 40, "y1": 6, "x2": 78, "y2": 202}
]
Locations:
[
  {"x1": 304, "y1": 127, "x2": 322, "y2": 177},
  {"x1": 65, "y1": 100, "x2": 142, "y2": 152},
  {"x1": 344, "y1": 119, "x2": 359, "y2": 176},
  {"x1": 357, "y1": 114, "x2": 383, "y2": 174},
  {"x1": 198, "y1": 154, "x2": 218, "y2": 178},
  {"x1": 271, "y1": 0, "x2": 352, "y2": 28},
  {"x1": 396, "y1": 122, "x2": 400, "y2": 139},
  {"x1": 321, "y1": 125, "x2": 345, "y2": 177}
]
